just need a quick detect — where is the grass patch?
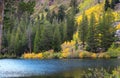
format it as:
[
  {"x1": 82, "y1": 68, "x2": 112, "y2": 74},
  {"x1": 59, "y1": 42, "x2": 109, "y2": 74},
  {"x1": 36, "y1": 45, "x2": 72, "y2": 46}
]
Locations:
[{"x1": 0, "y1": 54, "x2": 17, "y2": 59}]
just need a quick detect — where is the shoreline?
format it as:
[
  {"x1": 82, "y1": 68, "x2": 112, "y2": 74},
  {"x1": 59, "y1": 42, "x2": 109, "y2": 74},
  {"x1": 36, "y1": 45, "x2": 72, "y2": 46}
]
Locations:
[
  {"x1": 0, "y1": 52, "x2": 119, "y2": 59},
  {"x1": 0, "y1": 56, "x2": 118, "y2": 60}
]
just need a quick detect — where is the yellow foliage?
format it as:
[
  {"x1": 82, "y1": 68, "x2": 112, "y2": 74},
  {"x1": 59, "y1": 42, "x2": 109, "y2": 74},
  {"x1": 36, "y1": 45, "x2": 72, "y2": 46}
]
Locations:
[
  {"x1": 35, "y1": 53, "x2": 43, "y2": 59},
  {"x1": 76, "y1": 2, "x2": 120, "y2": 26},
  {"x1": 79, "y1": 52, "x2": 84, "y2": 58},
  {"x1": 79, "y1": 51, "x2": 92, "y2": 58},
  {"x1": 63, "y1": 48, "x2": 69, "y2": 53},
  {"x1": 98, "y1": 33, "x2": 102, "y2": 37},
  {"x1": 22, "y1": 53, "x2": 43, "y2": 59},
  {"x1": 113, "y1": 70, "x2": 119, "y2": 76},
  {"x1": 76, "y1": 4, "x2": 104, "y2": 24},
  {"x1": 61, "y1": 52, "x2": 70, "y2": 58},
  {"x1": 23, "y1": 53, "x2": 34, "y2": 59},
  {"x1": 91, "y1": 53, "x2": 97, "y2": 59},
  {"x1": 61, "y1": 40, "x2": 76, "y2": 58},
  {"x1": 61, "y1": 40, "x2": 76, "y2": 50},
  {"x1": 70, "y1": 40, "x2": 76, "y2": 46},
  {"x1": 113, "y1": 12, "x2": 120, "y2": 21},
  {"x1": 73, "y1": 32, "x2": 79, "y2": 42},
  {"x1": 61, "y1": 48, "x2": 70, "y2": 58},
  {"x1": 116, "y1": 24, "x2": 120, "y2": 30}
]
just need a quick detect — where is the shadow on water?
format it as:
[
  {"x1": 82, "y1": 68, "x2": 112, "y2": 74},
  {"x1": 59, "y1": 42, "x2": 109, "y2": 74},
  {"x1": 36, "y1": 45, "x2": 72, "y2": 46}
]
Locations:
[{"x1": 0, "y1": 59, "x2": 120, "y2": 78}]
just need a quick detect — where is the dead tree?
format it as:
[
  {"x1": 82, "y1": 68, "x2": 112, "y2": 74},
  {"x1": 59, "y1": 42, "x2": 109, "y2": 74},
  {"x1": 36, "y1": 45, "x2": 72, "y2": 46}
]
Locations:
[{"x1": 0, "y1": 0, "x2": 4, "y2": 52}]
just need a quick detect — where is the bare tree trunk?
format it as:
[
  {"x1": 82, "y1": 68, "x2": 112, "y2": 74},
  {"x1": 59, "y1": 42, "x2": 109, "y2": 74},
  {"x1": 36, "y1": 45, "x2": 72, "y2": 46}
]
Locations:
[
  {"x1": 27, "y1": 25, "x2": 32, "y2": 53},
  {"x1": 28, "y1": 32, "x2": 32, "y2": 53},
  {"x1": 0, "y1": 0, "x2": 4, "y2": 52}
]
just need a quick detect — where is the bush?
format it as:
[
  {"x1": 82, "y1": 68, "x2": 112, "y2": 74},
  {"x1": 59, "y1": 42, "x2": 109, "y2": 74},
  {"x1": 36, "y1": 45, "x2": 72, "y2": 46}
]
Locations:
[
  {"x1": 0, "y1": 53, "x2": 17, "y2": 59},
  {"x1": 35, "y1": 53, "x2": 43, "y2": 59},
  {"x1": 53, "y1": 52, "x2": 61, "y2": 59},
  {"x1": 42, "y1": 51, "x2": 53, "y2": 59},
  {"x1": 79, "y1": 51, "x2": 92, "y2": 58},
  {"x1": 22, "y1": 53, "x2": 43, "y2": 59},
  {"x1": 107, "y1": 47, "x2": 120, "y2": 58},
  {"x1": 98, "y1": 53, "x2": 110, "y2": 59},
  {"x1": 98, "y1": 53, "x2": 105, "y2": 58},
  {"x1": 61, "y1": 52, "x2": 70, "y2": 59},
  {"x1": 91, "y1": 53, "x2": 97, "y2": 59}
]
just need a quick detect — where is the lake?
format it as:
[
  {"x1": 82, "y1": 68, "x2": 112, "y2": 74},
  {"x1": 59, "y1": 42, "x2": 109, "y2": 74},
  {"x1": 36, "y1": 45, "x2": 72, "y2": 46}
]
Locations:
[{"x1": 0, "y1": 59, "x2": 120, "y2": 78}]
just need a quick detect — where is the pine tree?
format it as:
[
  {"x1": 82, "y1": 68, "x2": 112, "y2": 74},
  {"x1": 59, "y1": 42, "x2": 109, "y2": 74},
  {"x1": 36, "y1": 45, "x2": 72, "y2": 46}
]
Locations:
[
  {"x1": 51, "y1": 11, "x2": 57, "y2": 20},
  {"x1": 104, "y1": 0, "x2": 110, "y2": 11},
  {"x1": 33, "y1": 20, "x2": 43, "y2": 52},
  {"x1": 115, "y1": 0, "x2": 119, "y2": 4},
  {"x1": 78, "y1": 12, "x2": 88, "y2": 48},
  {"x1": 86, "y1": 13, "x2": 97, "y2": 52},
  {"x1": 34, "y1": 29, "x2": 40, "y2": 53},
  {"x1": 70, "y1": 0, "x2": 77, "y2": 7},
  {"x1": 62, "y1": 21, "x2": 67, "y2": 42},
  {"x1": 70, "y1": 0, "x2": 79, "y2": 13},
  {"x1": 41, "y1": 13, "x2": 44, "y2": 20},
  {"x1": 9, "y1": 19, "x2": 27, "y2": 56},
  {"x1": 39, "y1": 23, "x2": 54, "y2": 51},
  {"x1": 2, "y1": 0, "x2": 36, "y2": 55},
  {"x1": 58, "y1": 5, "x2": 65, "y2": 22},
  {"x1": 59, "y1": 21, "x2": 67, "y2": 42},
  {"x1": 111, "y1": 0, "x2": 116, "y2": 9},
  {"x1": 53, "y1": 23, "x2": 61, "y2": 52},
  {"x1": 4, "y1": 0, "x2": 16, "y2": 32},
  {"x1": 66, "y1": 9, "x2": 76, "y2": 41},
  {"x1": 18, "y1": 0, "x2": 35, "y2": 15},
  {"x1": 98, "y1": 9, "x2": 115, "y2": 51},
  {"x1": 46, "y1": 11, "x2": 51, "y2": 21}
]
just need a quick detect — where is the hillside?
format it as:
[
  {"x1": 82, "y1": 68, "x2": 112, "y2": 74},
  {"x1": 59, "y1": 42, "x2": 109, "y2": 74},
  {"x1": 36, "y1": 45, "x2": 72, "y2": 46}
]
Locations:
[
  {"x1": 0, "y1": 0, "x2": 120, "y2": 59},
  {"x1": 32, "y1": 0, "x2": 83, "y2": 18},
  {"x1": 33, "y1": 0, "x2": 120, "y2": 25}
]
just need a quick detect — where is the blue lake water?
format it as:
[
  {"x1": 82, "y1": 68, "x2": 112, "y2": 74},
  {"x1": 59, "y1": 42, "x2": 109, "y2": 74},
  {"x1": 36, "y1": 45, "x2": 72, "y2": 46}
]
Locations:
[{"x1": 0, "y1": 59, "x2": 120, "y2": 78}]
